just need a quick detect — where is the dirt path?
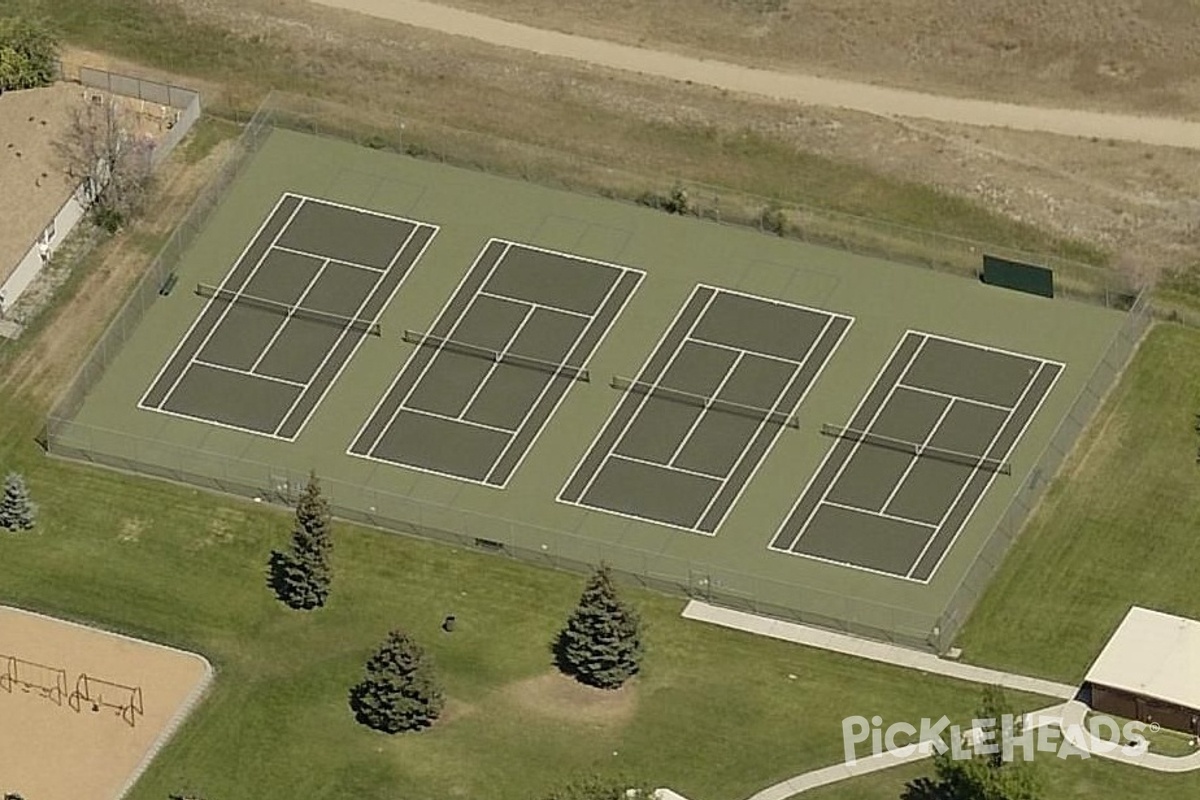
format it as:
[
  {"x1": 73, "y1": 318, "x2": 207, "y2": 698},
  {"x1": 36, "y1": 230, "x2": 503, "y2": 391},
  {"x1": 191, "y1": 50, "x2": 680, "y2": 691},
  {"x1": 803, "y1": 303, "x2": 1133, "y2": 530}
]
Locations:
[{"x1": 311, "y1": 0, "x2": 1200, "y2": 150}]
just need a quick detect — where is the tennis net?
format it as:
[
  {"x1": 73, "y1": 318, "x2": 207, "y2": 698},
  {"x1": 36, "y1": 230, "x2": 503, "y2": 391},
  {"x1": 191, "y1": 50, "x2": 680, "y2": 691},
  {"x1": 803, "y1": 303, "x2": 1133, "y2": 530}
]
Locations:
[
  {"x1": 196, "y1": 283, "x2": 382, "y2": 336},
  {"x1": 403, "y1": 330, "x2": 590, "y2": 382},
  {"x1": 612, "y1": 376, "x2": 800, "y2": 428},
  {"x1": 820, "y1": 423, "x2": 1011, "y2": 475}
]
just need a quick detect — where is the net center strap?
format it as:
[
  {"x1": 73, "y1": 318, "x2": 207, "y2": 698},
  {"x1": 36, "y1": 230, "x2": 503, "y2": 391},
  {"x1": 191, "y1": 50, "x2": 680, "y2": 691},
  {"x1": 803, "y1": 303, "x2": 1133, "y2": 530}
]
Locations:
[
  {"x1": 196, "y1": 283, "x2": 381, "y2": 336},
  {"x1": 611, "y1": 376, "x2": 799, "y2": 429},
  {"x1": 819, "y1": 423, "x2": 1011, "y2": 475},
  {"x1": 403, "y1": 330, "x2": 590, "y2": 382}
]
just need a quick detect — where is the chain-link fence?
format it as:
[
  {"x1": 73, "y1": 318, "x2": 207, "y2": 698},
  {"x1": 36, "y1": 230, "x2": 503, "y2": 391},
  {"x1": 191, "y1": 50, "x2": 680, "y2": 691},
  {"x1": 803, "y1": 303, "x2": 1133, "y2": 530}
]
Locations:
[
  {"x1": 45, "y1": 91, "x2": 1151, "y2": 652},
  {"x1": 253, "y1": 92, "x2": 1136, "y2": 310},
  {"x1": 44, "y1": 417, "x2": 944, "y2": 648},
  {"x1": 76, "y1": 66, "x2": 202, "y2": 167},
  {"x1": 932, "y1": 287, "x2": 1151, "y2": 651},
  {"x1": 45, "y1": 101, "x2": 274, "y2": 438}
]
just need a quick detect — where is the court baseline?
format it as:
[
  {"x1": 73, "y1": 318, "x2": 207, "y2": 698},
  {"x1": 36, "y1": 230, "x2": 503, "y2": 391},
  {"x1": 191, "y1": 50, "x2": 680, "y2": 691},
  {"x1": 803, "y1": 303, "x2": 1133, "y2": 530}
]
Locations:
[
  {"x1": 349, "y1": 239, "x2": 644, "y2": 486},
  {"x1": 560, "y1": 285, "x2": 852, "y2": 534},
  {"x1": 139, "y1": 193, "x2": 437, "y2": 439},
  {"x1": 770, "y1": 330, "x2": 1063, "y2": 582}
]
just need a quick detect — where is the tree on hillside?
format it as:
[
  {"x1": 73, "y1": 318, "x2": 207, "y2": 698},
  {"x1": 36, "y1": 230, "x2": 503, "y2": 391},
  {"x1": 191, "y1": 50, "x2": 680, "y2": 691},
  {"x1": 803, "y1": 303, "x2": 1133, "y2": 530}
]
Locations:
[
  {"x1": 348, "y1": 629, "x2": 444, "y2": 733},
  {"x1": 540, "y1": 776, "x2": 654, "y2": 800},
  {"x1": 268, "y1": 472, "x2": 333, "y2": 610},
  {"x1": 0, "y1": 17, "x2": 58, "y2": 92},
  {"x1": 0, "y1": 472, "x2": 37, "y2": 532},
  {"x1": 904, "y1": 685, "x2": 1041, "y2": 800},
  {"x1": 556, "y1": 564, "x2": 644, "y2": 689},
  {"x1": 56, "y1": 96, "x2": 155, "y2": 232}
]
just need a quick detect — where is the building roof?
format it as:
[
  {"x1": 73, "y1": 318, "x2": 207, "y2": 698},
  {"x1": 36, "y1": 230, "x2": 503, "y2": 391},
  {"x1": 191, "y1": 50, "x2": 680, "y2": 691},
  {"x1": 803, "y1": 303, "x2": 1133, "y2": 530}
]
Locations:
[{"x1": 1085, "y1": 606, "x2": 1200, "y2": 712}]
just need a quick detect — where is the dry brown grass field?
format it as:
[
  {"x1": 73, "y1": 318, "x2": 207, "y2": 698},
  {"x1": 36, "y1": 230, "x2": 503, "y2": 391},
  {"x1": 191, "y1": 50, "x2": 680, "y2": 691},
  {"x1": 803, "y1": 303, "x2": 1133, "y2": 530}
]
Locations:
[
  {"x1": 411, "y1": 0, "x2": 1200, "y2": 115},
  {"x1": 166, "y1": 0, "x2": 1200, "y2": 294}
]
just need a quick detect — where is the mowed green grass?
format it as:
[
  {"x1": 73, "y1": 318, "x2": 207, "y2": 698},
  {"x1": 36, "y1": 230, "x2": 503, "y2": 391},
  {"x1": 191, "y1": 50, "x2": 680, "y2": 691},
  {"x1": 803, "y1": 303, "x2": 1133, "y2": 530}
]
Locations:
[
  {"x1": 0, "y1": 388, "x2": 1052, "y2": 800},
  {"x1": 956, "y1": 323, "x2": 1200, "y2": 683},
  {"x1": 796, "y1": 751, "x2": 1200, "y2": 799}
]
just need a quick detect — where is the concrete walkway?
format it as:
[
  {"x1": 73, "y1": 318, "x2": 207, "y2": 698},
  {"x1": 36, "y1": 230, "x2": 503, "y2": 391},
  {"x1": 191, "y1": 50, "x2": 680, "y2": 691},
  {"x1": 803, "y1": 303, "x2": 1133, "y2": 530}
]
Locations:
[
  {"x1": 682, "y1": 601, "x2": 1078, "y2": 700},
  {"x1": 746, "y1": 704, "x2": 1068, "y2": 800},
  {"x1": 675, "y1": 602, "x2": 1200, "y2": 800},
  {"x1": 311, "y1": 0, "x2": 1200, "y2": 149}
]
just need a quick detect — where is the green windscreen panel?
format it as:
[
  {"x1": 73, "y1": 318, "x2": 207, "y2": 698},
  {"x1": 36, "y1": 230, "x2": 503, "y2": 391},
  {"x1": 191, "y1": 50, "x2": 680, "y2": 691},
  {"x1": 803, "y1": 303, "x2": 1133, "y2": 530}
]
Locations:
[{"x1": 982, "y1": 255, "x2": 1054, "y2": 298}]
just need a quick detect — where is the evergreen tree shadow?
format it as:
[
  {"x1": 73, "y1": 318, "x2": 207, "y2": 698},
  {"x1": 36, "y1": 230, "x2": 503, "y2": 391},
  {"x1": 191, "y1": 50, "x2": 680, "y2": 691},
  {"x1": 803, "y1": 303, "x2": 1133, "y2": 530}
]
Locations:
[
  {"x1": 900, "y1": 777, "x2": 952, "y2": 800},
  {"x1": 266, "y1": 549, "x2": 292, "y2": 604}
]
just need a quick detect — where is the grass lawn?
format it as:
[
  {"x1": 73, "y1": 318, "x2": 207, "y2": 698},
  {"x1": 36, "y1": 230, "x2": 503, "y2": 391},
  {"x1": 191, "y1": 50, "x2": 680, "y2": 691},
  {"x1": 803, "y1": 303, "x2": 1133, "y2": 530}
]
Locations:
[
  {"x1": 798, "y1": 751, "x2": 1200, "y2": 799},
  {"x1": 0, "y1": 391, "x2": 1053, "y2": 800},
  {"x1": 956, "y1": 323, "x2": 1200, "y2": 683}
]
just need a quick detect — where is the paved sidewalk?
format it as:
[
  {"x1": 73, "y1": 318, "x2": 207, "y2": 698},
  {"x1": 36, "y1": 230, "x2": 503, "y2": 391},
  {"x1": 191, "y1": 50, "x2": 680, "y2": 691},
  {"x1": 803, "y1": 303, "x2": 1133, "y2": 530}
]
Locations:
[
  {"x1": 313, "y1": 0, "x2": 1200, "y2": 148},
  {"x1": 745, "y1": 703, "x2": 1068, "y2": 800},
  {"x1": 1057, "y1": 700, "x2": 1200, "y2": 773},
  {"x1": 672, "y1": 603, "x2": 1200, "y2": 800},
  {"x1": 682, "y1": 601, "x2": 1078, "y2": 700}
]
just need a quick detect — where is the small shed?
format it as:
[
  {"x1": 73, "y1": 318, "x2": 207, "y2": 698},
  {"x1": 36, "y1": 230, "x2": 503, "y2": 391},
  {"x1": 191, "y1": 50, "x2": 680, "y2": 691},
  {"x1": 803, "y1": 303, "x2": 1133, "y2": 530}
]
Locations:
[{"x1": 1084, "y1": 606, "x2": 1200, "y2": 735}]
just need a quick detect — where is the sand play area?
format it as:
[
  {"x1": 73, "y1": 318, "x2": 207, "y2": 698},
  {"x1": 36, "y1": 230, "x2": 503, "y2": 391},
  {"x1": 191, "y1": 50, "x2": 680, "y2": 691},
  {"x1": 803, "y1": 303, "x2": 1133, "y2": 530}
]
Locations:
[{"x1": 0, "y1": 605, "x2": 212, "y2": 800}]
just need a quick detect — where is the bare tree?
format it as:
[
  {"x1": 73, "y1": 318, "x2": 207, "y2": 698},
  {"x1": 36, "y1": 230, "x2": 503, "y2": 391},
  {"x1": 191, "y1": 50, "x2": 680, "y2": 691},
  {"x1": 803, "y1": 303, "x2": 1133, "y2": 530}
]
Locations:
[{"x1": 56, "y1": 97, "x2": 155, "y2": 232}]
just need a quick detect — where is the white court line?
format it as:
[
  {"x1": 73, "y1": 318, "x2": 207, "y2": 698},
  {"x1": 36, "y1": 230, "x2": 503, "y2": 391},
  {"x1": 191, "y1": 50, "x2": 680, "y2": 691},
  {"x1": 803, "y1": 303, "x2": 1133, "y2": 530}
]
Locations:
[
  {"x1": 362, "y1": 240, "x2": 514, "y2": 455},
  {"x1": 767, "y1": 332, "x2": 922, "y2": 558},
  {"x1": 138, "y1": 400, "x2": 300, "y2": 442},
  {"x1": 477, "y1": 289, "x2": 591, "y2": 319},
  {"x1": 666, "y1": 349, "x2": 746, "y2": 467},
  {"x1": 820, "y1": 499, "x2": 937, "y2": 529},
  {"x1": 909, "y1": 359, "x2": 1064, "y2": 582},
  {"x1": 610, "y1": 452, "x2": 724, "y2": 481},
  {"x1": 919, "y1": 328, "x2": 1067, "y2": 365},
  {"x1": 557, "y1": 492, "x2": 723, "y2": 536},
  {"x1": 560, "y1": 285, "x2": 853, "y2": 535},
  {"x1": 687, "y1": 334, "x2": 805, "y2": 367},
  {"x1": 700, "y1": 312, "x2": 853, "y2": 535},
  {"x1": 789, "y1": 334, "x2": 929, "y2": 544},
  {"x1": 272, "y1": 244, "x2": 386, "y2": 273},
  {"x1": 347, "y1": 238, "x2": 506, "y2": 458},
  {"x1": 878, "y1": 397, "x2": 957, "y2": 514},
  {"x1": 153, "y1": 199, "x2": 308, "y2": 408},
  {"x1": 896, "y1": 381, "x2": 1014, "y2": 412},
  {"x1": 272, "y1": 223, "x2": 428, "y2": 437},
  {"x1": 349, "y1": 447, "x2": 499, "y2": 487},
  {"x1": 694, "y1": 312, "x2": 838, "y2": 525},
  {"x1": 903, "y1": 383, "x2": 1034, "y2": 578},
  {"x1": 351, "y1": 237, "x2": 645, "y2": 486},
  {"x1": 192, "y1": 359, "x2": 307, "y2": 388},
  {"x1": 574, "y1": 288, "x2": 720, "y2": 503},
  {"x1": 494, "y1": 238, "x2": 634, "y2": 281},
  {"x1": 556, "y1": 285, "x2": 706, "y2": 505},
  {"x1": 248, "y1": 258, "x2": 332, "y2": 373},
  {"x1": 138, "y1": 194, "x2": 295, "y2": 411},
  {"x1": 487, "y1": 265, "x2": 641, "y2": 487},
  {"x1": 457, "y1": 303, "x2": 537, "y2": 419},
  {"x1": 284, "y1": 190, "x2": 431, "y2": 226},
  {"x1": 405, "y1": 406, "x2": 516, "y2": 435}
]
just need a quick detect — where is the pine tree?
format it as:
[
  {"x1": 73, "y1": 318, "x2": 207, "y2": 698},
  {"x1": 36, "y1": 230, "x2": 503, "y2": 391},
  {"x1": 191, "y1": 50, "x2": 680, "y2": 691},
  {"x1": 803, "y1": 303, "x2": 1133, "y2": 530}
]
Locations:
[
  {"x1": 0, "y1": 472, "x2": 36, "y2": 532},
  {"x1": 927, "y1": 685, "x2": 1041, "y2": 800},
  {"x1": 348, "y1": 629, "x2": 444, "y2": 733},
  {"x1": 556, "y1": 564, "x2": 643, "y2": 689},
  {"x1": 268, "y1": 472, "x2": 333, "y2": 610}
]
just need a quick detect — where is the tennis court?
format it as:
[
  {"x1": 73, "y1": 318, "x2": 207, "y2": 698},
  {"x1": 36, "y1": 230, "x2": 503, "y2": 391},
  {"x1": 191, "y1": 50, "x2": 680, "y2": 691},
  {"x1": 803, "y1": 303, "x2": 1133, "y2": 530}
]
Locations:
[
  {"x1": 770, "y1": 331, "x2": 1063, "y2": 582},
  {"x1": 349, "y1": 239, "x2": 643, "y2": 486},
  {"x1": 559, "y1": 286, "x2": 852, "y2": 533},
  {"x1": 139, "y1": 193, "x2": 437, "y2": 439}
]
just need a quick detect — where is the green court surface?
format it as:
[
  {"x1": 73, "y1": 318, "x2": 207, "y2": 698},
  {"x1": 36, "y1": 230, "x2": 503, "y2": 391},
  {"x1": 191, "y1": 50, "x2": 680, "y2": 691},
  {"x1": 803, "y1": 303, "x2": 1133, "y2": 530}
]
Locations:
[{"x1": 54, "y1": 128, "x2": 1126, "y2": 647}]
